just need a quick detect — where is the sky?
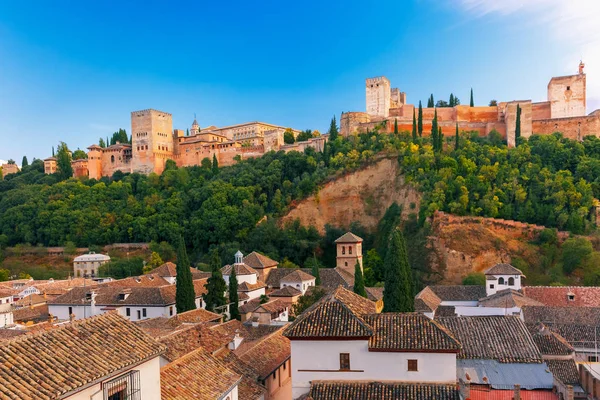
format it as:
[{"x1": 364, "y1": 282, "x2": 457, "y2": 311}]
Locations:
[{"x1": 0, "y1": 0, "x2": 599, "y2": 162}]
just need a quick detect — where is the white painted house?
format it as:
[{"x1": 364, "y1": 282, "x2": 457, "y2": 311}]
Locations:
[
  {"x1": 48, "y1": 279, "x2": 207, "y2": 322},
  {"x1": 73, "y1": 252, "x2": 111, "y2": 277},
  {"x1": 280, "y1": 270, "x2": 315, "y2": 295},
  {"x1": 222, "y1": 251, "x2": 266, "y2": 301},
  {"x1": 484, "y1": 263, "x2": 524, "y2": 295},
  {"x1": 0, "y1": 312, "x2": 164, "y2": 400},
  {"x1": 283, "y1": 286, "x2": 461, "y2": 399},
  {"x1": 0, "y1": 289, "x2": 13, "y2": 327}
]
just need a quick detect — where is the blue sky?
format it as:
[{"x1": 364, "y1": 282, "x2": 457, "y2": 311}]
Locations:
[{"x1": 1, "y1": 0, "x2": 598, "y2": 162}]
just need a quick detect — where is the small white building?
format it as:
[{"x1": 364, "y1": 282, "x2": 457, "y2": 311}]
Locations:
[
  {"x1": 222, "y1": 251, "x2": 266, "y2": 301},
  {"x1": 280, "y1": 269, "x2": 315, "y2": 295},
  {"x1": 73, "y1": 252, "x2": 110, "y2": 277},
  {"x1": 485, "y1": 263, "x2": 524, "y2": 296},
  {"x1": 0, "y1": 289, "x2": 14, "y2": 327},
  {"x1": 0, "y1": 312, "x2": 164, "y2": 400},
  {"x1": 283, "y1": 286, "x2": 460, "y2": 399}
]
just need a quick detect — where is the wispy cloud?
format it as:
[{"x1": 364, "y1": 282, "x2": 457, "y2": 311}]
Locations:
[{"x1": 453, "y1": 0, "x2": 600, "y2": 112}]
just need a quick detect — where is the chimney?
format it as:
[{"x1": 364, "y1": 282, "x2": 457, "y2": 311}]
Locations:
[
  {"x1": 90, "y1": 291, "x2": 97, "y2": 317},
  {"x1": 69, "y1": 313, "x2": 75, "y2": 323},
  {"x1": 513, "y1": 384, "x2": 521, "y2": 400},
  {"x1": 251, "y1": 316, "x2": 259, "y2": 328},
  {"x1": 566, "y1": 385, "x2": 574, "y2": 400},
  {"x1": 48, "y1": 313, "x2": 54, "y2": 324},
  {"x1": 229, "y1": 330, "x2": 244, "y2": 350}
]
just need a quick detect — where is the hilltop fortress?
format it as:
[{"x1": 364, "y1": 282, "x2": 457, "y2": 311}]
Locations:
[
  {"x1": 44, "y1": 114, "x2": 326, "y2": 179},
  {"x1": 341, "y1": 62, "x2": 599, "y2": 146}
]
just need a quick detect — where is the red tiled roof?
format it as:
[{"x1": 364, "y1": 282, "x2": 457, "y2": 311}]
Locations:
[
  {"x1": 243, "y1": 252, "x2": 278, "y2": 269},
  {"x1": 239, "y1": 330, "x2": 290, "y2": 380},
  {"x1": 334, "y1": 232, "x2": 363, "y2": 243},
  {"x1": 522, "y1": 286, "x2": 600, "y2": 307},
  {"x1": 221, "y1": 263, "x2": 259, "y2": 276},
  {"x1": 469, "y1": 388, "x2": 558, "y2": 400},
  {"x1": 308, "y1": 381, "x2": 459, "y2": 399}
]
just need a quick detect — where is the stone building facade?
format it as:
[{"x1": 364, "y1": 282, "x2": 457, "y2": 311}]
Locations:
[
  {"x1": 342, "y1": 62, "x2": 598, "y2": 147},
  {"x1": 1, "y1": 163, "x2": 19, "y2": 178},
  {"x1": 44, "y1": 110, "x2": 324, "y2": 179}
]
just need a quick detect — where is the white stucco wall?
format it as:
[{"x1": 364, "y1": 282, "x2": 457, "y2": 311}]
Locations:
[
  {"x1": 281, "y1": 280, "x2": 315, "y2": 295},
  {"x1": 455, "y1": 306, "x2": 521, "y2": 316},
  {"x1": 290, "y1": 340, "x2": 457, "y2": 398},
  {"x1": 486, "y1": 274, "x2": 522, "y2": 296},
  {"x1": 222, "y1": 384, "x2": 239, "y2": 400},
  {"x1": 65, "y1": 356, "x2": 161, "y2": 400},
  {"x1": 0, "y1": 311, "x2": 13, "y2": 327},
  {"x1": 246, "y1": 287, "x2": 266, "y2": 301}
]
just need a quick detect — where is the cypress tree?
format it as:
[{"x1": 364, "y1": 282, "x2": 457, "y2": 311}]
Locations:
[
  {"x1": 175, "y1": 237, "x2": 196, "y2": 313},
  {"x1": 353, "y1": 261, "x2": 367, "y2": 298},
  {"x1": 515, "y1": 104, "x2": 522, "y2": 146},
  {"x1": 418, "y1": 101, "x2": 423, "y2": 137},
  {"x1": 311, "y1": 253, "x2": 321, "y2": 285},
  {"x1": 21, "y1": 156, "x2": 28, "y2": 168},
  {"x1": 52, "y1": 146, "x2": 55, "y2": 157},
  {"x1": 394, "y1": 118, "x2": 399, "y2": 135},
  {"x1": 328, "y1": 116, "x2": 339, "y2": 141},
  {"x1": 56, "y1": 142, "x2": 73, "y2": 180},
  {"x1": 449, "y1": 93, "x2": 455, "y2": 107},
  {"x1": 212, "y1": 154, "x2": 219, "y2": 174},
  {"x1": 455, "y1": 122, "x2": 460, "y2": 151},
  {"x1": 431, "y1": 109, "x2": 438, "y2": 151},
  {"x1": 204, "y1": 250, "x2": 227, "y2": 312},
  {"x1": 470, "y1": 88, "x2": 474, "y2": 107},
  {"x1": 411, "y1": 111, "x2": 417, "y2": 142},
  {"x1": 186, "y1": 128, "x2": 190, "y2": 136},
  {"x1": 438, "y1": 126, "x2": 443, "y2": 152},
  {"x1": 229, "y1": 267, "x2": 240, "y2": 320},
  {"x1": 382, "y1": 229, "x2": 414, "y2": 312},
  {"x1": 428, "y1": 94, "x2": 434, "y2": 108}
]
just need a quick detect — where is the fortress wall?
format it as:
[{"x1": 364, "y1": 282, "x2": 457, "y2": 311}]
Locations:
[
  {"x1": 533, "y1": 113, "x2": 600, "y2": 140},
  {"x1": 532, "y1": 102, "x2": 551, "y2": 120},
  {"x1": 455, "y1": 106, "x2": 499, "y2": 122},
  {"x1": 389, "y1": 104, "x2": 415, "y2": 118}
]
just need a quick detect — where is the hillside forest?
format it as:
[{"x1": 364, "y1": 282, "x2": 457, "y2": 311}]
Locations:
[{"x1": 2, "y1": 121, "x2": 600, "y2": 287}]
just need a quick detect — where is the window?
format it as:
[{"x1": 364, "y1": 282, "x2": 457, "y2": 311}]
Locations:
[
  {"x1": 342, "y1": 246, "x2": 345, "y2": 255},
  {"x1": 408, "y1": 359, "x2": 418, "y2": 371},
  {"x1": 345, "y1": 262, "x2": 348, "y2": 267},
  {"x1": 103, "y1": 370, "x2": 141, "y2": 400},
  {"x1": 340, "y1": 353, "x2": 350, "y2": 370},
  {"x1": 137, "y1": 310, "x2": 141, "y2": 320},
  {"x1": 508, "y1": 277, "x2": 515, "y2": 286},
  {"x1": 498, "y1": 277, "x2": 505, "y2": 285},
  {"x1": 169, "y1": 306, "x2": 173, "y2": 316},
  {"x1": 588, "y1": 356, "x2": 598, "y2": 362},
  {"x1": 489, "y1": 284, "x2": 494, "y2": 289},
  {"x1": 349, "y1": 246, "x2": 352, "y2": 255},
  {"x1": 568, "y1": 294, "x2": 575, "y2": 301},
  {"x1": 68, "y1": 306, "x2": 73, "y2": 316},
  {"x1": 273, "y1": 370, "x2": 277, "y2": 380},
  {"x1": 111, "y1": 155, "x2": 115, "y2": 163},
  {"x1": 142, "y1": 308, "x2": 147, "y2": 318},
  {"x1": 567, "y1": 86, "x2": 571, "y2": 91},
  {"x1": 126, "y1": 308, "x2": 131, "y2": 317}
]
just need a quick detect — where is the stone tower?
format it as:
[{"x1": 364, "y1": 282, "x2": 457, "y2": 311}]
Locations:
[
  {"x1": 86, "y1": 144, "x2": 103, "y2": 180},
  {"x1": 131, "y1": 109, "x2": 174, "y2": 175},
  {"x1": 335, "y1": 232, "x2": 363, "y2": 277},
  {"x1": 366, "y1": 77, "x2": 391, "y2": 118},
  {"x1": 547, "y1": 62, "x2": 586, "y2": 119},
  {"x1": 191, "y1": 116, "x2": 200, "y2": 136}
]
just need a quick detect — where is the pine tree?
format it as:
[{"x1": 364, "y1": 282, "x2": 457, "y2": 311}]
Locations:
[
  {"x1": 175, "y1": 237, "x2": 196, "y2": 313},
  {"x1": 204, "y1": 250, "x2": 227, "y2": 312},
  {"x1": 418, "y1": 101, "x2": 423, "y2": 137},
  {"x1": 328, "y1": 116, "x2": 339, "y2": 140},
  {"x1": 411, "y1": 111, "x2": 417, "y2": 142},
  {"x1": 394, "y1": 118, "x2": 399, "y2": 135},
  {"x1": 383, "y1": 229, "x2": 414, "y2": 312},
  {"x1": 212, "y1": 154, "x2": 219, "y2": 175},
  {"x1": 455, "y1": 122, "x2": 460, "y2": 151},
  {"x1": 21, "y1": 156, "x2": 28, "y2": 168},
  {"x1": 311, "y1": 253, "x2": 321, "y2": 285},
  {"x1": 449, "y1": 93, "x2": 455, "y2": 107},
  {"x1": 470, "y1": 88, "x2": 474, "y2": 107},
  {"x1": 515, "y1": 104, "x2": 522, "y2": 146},
  {"x1": 353, "y1": 261, "x2": 367, "y2": 298},
  {"x1": 228, "y1": 267, "x2": 240, "y2": 320}
]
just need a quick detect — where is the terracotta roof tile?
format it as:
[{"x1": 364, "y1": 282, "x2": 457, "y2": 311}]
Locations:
[
  {"x1": 434, "y1": 306, "x2": 457, "y2": 317},
  {"x1": 0, "y1": 329, "x2": 28, "y2": 341},
  {"x1": 159, "y1": 323, "x2": 231, "y2": 361},
  {"x1": 147, "y1": 262, "x2": 208, "y2": 280},
  {"x1": 334, "y1": 232, "x2": 363, "y2": 243},
  {"x1": 266, "y1": 268, "x2": 351, "y2": 290},
  {"x1": 243, "y1": 252, "x2": 278, "y2": 269},
  {"x1": 13, "y1": 304, "x2": 49, "y2": 323},
  {"x1": 239, "y1": 330, "x2": 290, "y2": 380},
  {"x1": 308, "y1": 381, "x2": 460, "y2": 399},
  {"x1": 284, "y1": 286, "x2": 377, "y2": 339},
  {"x1": 269, "y1": 286, "x2": 302, "y2": 297},
  {"x1": 438, "y1": 316, "x2": 543, "y2": 363},
  {"x1": 363, "y1": 313, "x2": 461, "y2": 352},
  {"x1": 175, "y1": 307, "x2": 222, "y2": 324},
  {"x1": 545, "y1": 359, "x2": 580, "y2": 386},
  {"x1": 522, "y1": 286, "x2": 600, "y2": 307},
  {"x1": 281, "y1": 270, "x2": 316, "y2": 283},
  {"x1": 216, "y1": 352, "x2": 266, "y2": 399},
  {"x1": 255, "y1": 299, "x2": 288, "y2": 315},
  {"x1": 485, "y1": 263, "x2": 524, "y2": 276},
  {"x1": 478, "y1": 289, "x2": 544, "y2": 308},
  {"x1": 527, "y1": 323, "x2": 574, "y2": 356},
  {"x1": 101, "y1": 274, "x2": 171, "y2": 287},
  {"x1": 365, "y1": 287, "x2": 384, "y2": 301},
  {"x1": 427, "y1": 285, "x2": 486, "y2": 302},
  {"x1": 522, "y1": 306, "x2": 600, "y2": 348},
  {"x1": 238, "y1": 281, "x2": 267, "y2": 292},
  {"x1": 221, "y1": 263, "x2": 259, "y2": 276},
  {"x1": 240, "y1": 298, "x2": 263, "y2": 314},
  {"x1": 414, "y1": 287, "x2": 443, "y2": 312},
  {"x1": 161, "y1": 348, "x2": 241, "y2": 400},
  {"x1": 209, "y1": 320, "x2": 280, "y2": 354},
  {"x1": 0, "y1": 312, "x2": 165, "y2": 400}
]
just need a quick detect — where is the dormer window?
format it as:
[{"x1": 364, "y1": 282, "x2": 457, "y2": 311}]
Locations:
[{"x1": 568, "y1": 293, "x2": 575, "y2": 301}]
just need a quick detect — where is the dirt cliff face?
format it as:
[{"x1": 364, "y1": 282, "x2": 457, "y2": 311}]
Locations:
[
  {"x1": 429, "y1": 212, "x2": 568, "y2": 284},
  {"x1": 281, "y1": 158, "x2": 421, "y2": 234}
]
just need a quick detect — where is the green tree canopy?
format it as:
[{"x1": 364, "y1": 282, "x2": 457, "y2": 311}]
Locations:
[
  {"x1": 204, "y1": 249, "x2": 227, "y2": 312},
  {"x1": 56, "y1": 142, "x2": 73, "y2": 180},
  {"x1": 328, "y1": 116, "x2": 339, "y2": 141},
  {"x1": 284, "y1": 128, "x2": 295, "y2": 144},
  {"x1": 353, "y1": 261, "x2": 367, "y2": 298},
  {"x1": 462, "y1": 272, "x2": 485, "y2": 286}
]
